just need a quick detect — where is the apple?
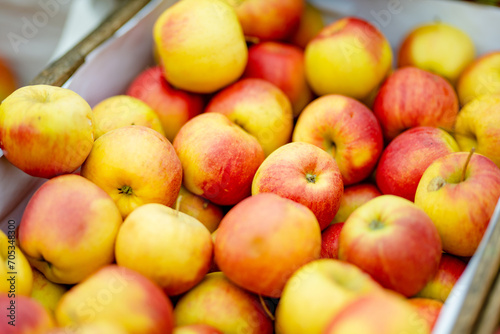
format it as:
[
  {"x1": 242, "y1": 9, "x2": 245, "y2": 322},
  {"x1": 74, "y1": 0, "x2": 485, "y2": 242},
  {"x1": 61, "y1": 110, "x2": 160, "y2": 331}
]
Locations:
[
  {"x1": 173, "y1": 113, "x2": 264, "y2": 205},
  {"x1": 323, "y1": 294, "x2": 430, "y2": 334},
  {"x1": 115, "y1": 203, "x2": 213, "y2": 296},
  {"x1": 457, "y1": 51, "x2": 500, "y2": 105},
  {"x1": 205, "y1": 78, "x2": 293, "y2": 156},
  {"x1": 275, "y1": 259, "x2": 383, "y2": 334},
  {"x1": 408, "y1": 298, "x2": 443, "y2": 330},
  {"x1": 376, "y1": 127, "x2": 459, "y2": 201},
  {"x1": 173, "y1": 186, "x2": 224, "y2": 233},
  {"x1": 0, "y1": 56, "x2": 17, "y2": 101},
  {"x1": 127, "y1": 66, "x2": 204, "y2": 142},
  {"x1": 338, "y1": 195, "x2": 442, "y2": 297},
  {"x1": 243, "y1": 42, "x2": 313, "y2": 116},
  {"x1": 252, "y1": 142, "x2": 343, "y2": 230},
  {"x1": 304, "y1": 17, "x2": 392, "y2": 100},
  {"x1": 214, "y1": 193, "x2": 321, "y2": 297},
  {"x1": 293, "y1": 94, "x2": 384, "y2": 185},
  {"x1": 153, "y1": 0, "x2": 247, "y2": 93},
  {"x1": 174, "y1": 325, "x2": 223, "y2": 334},
  {"x1": 0, "y1": 85, "x2": 93, "y2": 178},
  {"x1": 30, "y1": 268, "x2": 67, "y2": 314},
  {"x1": 91, "y1": 95, "x2": 165, "y2": 139},
  {"x1": 45, "y1": 322, "x2": 128, "y2": 334},
  {"x1": 289, "y1": 3, "x2": 324, "y2": 48},
  {"x1": 81, "y1": 126, "x2": 182, "y2": 218},
  {"x1": 373, "y1": 67, "x2": 459, "y2": 141},
  {"x1": 18, "y1": 174, "x2": 122, "y2": 284},
  {"x1": 0, "y1": 294, "x2": 55, "y2": 333},
  {"x1": 416, "y1": 254, "x2": 467, "y2": 302},
  {"x1": 332, "y1": 184, "x2": 381, "y2": 224},
  {"x1": 224, "y1": 0, "x2": 303, "y2": 41},
  {"x1": 398, "y1": 22, "x2": 475, "y2": 85},
  {"x1": 415, "y1": 152, "x2": 500, "y2": 256},
  {"x1": 174, "y1": 272, "x2": 273, "y2": 334},
  {"x1": 454, "y1": 95, "x2": 500, "y2": 168},
  {"x1": 0, "y1": 230, "x2": 33, "y2": 296},
  {"x1": 320, "y1": 223, "x2": 345, "y2": 259},
  {"x1": 55, "y1": 265, "x2": 174, "y2": 334}
]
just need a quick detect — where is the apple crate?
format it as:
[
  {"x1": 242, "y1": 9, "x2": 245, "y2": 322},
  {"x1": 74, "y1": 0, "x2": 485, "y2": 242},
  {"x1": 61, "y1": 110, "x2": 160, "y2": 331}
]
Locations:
[{"x1": 2, "y1": 0, "x2": 500, "y2": 333}]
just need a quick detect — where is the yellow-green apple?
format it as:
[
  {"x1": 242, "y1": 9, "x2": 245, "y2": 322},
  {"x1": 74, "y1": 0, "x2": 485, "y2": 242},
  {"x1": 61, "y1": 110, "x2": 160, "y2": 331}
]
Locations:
[
  {"x1": 398, "y1": 22, "x2": 474, "y2": 85},
  {"x1": 289, "y1": 3, "x2": 324, "y2": 48},
  {"x1": 293, "y1": 94, "x2": 383, "y2": 185},
  {"x1": 0, "y1": 230, "x2": 33, "y2": 296},
  {"x1": 55, "y1": 265, "x2": 174, "y2": 334},
  {"x1": 205, "y1": 78, "x2": 293, "y2": 156},
  {"x1": 323, "y1": 294, "x2": 430, "y2": 334},
  {"x1": 373, "y1": 67, "x2": 459, "y2": 141},
  {"x1": 332, "y1": 184, "x2": 381, "y2": 224},
  {"x1": 18, "y1": 174, "x2": 122, "y2": 284},
  {"x1": 174, "y1": 272, "x2": 273, "y2": 333},
  {"x1": 173, "y1": 113, "x2": 264, "y2": 205},
  {"x1": 416, "y1": 254, "x2": 466, "y2": 302},
  {"x1": 115, "y1": 203, "x2": 213, "y2": 296},
  {"x1": 376, "y1": 127, "x2": 460, "y2": 201},
  {"x1": 415, "y1": 152, "x2": 500, "y2": 256},
  {"x1": 172, "y1": 186, "x2": 224, "y2": 233},
  {"x1": 214, "y1": 193, "x2": 321, "y2": 297},
  {"x1": 223, "y1": 0, "x2": 303, "y2": 41},
  {"x1": 30, "y1": 268, "x2": 67, "y2": 314},
  {"x1": 252, "y1": 142, "x2": 343, "y2": 230},
  {"x1": 275, "y1": 259, "x2": 383, "y2": 334},
  {"x1": 339, "y1": 195, "x2": 442, "y2": 297},
  {"x1": 153, "y1": 0, "x2": 247, "y2": 93},
  {"x1": 127, "y1": 66, "x2": 204, "y2": 142},
  {"x1": 0, "y1": 85, "x2": 93, "y2": 178},
  {"x1": 243, "y1": 42, "x2": 313, "y2": 116},
  {"x1": 320, "y1": 223, "x2": 344, "y2": 259},
  {"x1": 304, "y1": 17, "x2": 392, "y2": 100},
  {"x1": 457, "y1": 51, "x2": 500, "y2": 105},
  {"x1": 81, "y1": 126, "x2": 182, "y2": 218},
  {"x1": 92, "y1": 95, "x2": 165, "y2": 139},
  {"x1": 454, "y1": 95, "x2": 500, "y2": 168},
  {"x1": 174, "y1": 325, "x2": 223, "y2": 334},
  {"x1": 0, "y1": 56, "x2": 17, "y2": 101},
  {"x1": 0, "y1": 294, "x2": 55, "y2": 333},
  {"x1": 408, "y1": 298, "x2": 443, "y2": 330},
  {"x1": 45, "y1": 322, "x2": 128, "y2": 334}
]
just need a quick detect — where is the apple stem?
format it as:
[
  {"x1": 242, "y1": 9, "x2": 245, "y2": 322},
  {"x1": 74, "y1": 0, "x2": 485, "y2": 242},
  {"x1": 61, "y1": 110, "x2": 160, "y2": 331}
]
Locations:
[
  {"x1": 461, "y1": 148, "x2": 475, "y2": 182},
  {"x1": 175, "y1": 195, "x2": 182, "y2": 216},
  {"x1": 258, "y1": 294, "x2": 275, "y2": 321}
]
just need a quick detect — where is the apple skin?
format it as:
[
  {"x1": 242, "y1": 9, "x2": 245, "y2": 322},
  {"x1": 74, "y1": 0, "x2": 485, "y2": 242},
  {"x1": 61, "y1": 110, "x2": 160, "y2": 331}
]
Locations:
[
  {"x1": 373, "y1": 67, "x2": 459, "y2": 141},
  {"x1": 243, "y1": 42, "x2": 313, "y2": 116},
  {"x1": 205, "y1": 78, "x2": 293, "y2": 156},
  {"x1": 0, "y1": 56, "x2": 16, "y2": 101},
  {"x1": 127, "y1": 66, "x2": 204, "y2": 142},
  {"x1": 457, "y1": 51, "x2": 500, "y2": 105},
  {"x1": 398, "y1": 22, "x2": 475, "y2": 85},
  {"x1": 81, "y1": 126, "x2": 182, "y2": 218},
  {"x1": 323, "y1": 294, "x2": 430, "y2": 334},
  {"x1": 0, "y1": 230, "x2": 33, "y2": 296},
  {"x1": 332, "y1": 184, "x2": 381, "y2": 224},
  {"x1": 0, "y1": 294, "x2": 55, "y2": 334},
  {"x1": 92, "y1": 95, "x2": 165, "y2": 139},
  {"x1": 376, "y1": 127, "x2": 459, "y2": 201},
  {"x1": 454, "y1": 95, "x2": 500, "y2": 168},
  {"x1": 415, "y1": 152, "x2": 500, "y2": 256},
  {"x1": 115, "y1": 203, "x2": 213, "y2": 296},
  {"x1": 173, "y1": 113, "x2": 265, "y2": 206},
  {"x1": 252, "y1": 142, "x2": 343, "y2": 230},
  {"x1": 214, "y1": 193, "x2": 321, "y2": 297},
  {"x1": 30, "y1": 268, "x2": 67, "y2": 315},
  {"x1": 408, "y1": 298, "x2": 443, "y2": 330},
  {"x1": 320, "y1": 223, "x2": 345, "y2": 259},
  {"x1": 173, "y1": 324, "x2": 223, "y2": 334},
  {"x1": 289, "y1": 2, "x2": 324, "y2": 48},
  {"x1": 55, "y1": 265, "x2": 174, "y2": 334},
  {"x1": 275, "y1": 259, "x2": 383, "y2": 334},
  {"x1": 293, "y1": 94, "x2": 384, "y2": 185},
  {"x1": 18, "y1": 174, "x2": 122, "y2": 284},
  {"x1": 45, "y1": 322, "x2": 128, "y2": 334},
  {"x1": 305, "y1": 17, "x2": 392, "y2": 100},
  {"x1": 0, "y1": 85, "x2": 94, "y2": 178},
  {"x1": 338, "y1": 195, "x2": 442, "y2": 297},
  {"x1": 153, "y1": 0, "x2": 247, "y2": 93},
  {"x1": 174, "y1": 272, "x2": 273, "y2": 334}
]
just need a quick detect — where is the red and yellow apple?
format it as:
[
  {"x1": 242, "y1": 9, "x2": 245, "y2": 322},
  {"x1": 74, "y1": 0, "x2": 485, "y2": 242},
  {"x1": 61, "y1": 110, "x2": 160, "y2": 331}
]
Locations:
[
  {"x1": 0, "y1": 56, "x2": 17, "y2": 102},
  {"x1": 0, "y1": 230, "x2": 33, "y2": 296},
  {"x1": 174, "y1": 324, "x2": 223, "y2": 334},
  {"x1": 408, "y1": 298, "x2": 443, "y2": 330},
  {"x1": 289, "y1": 3, "x2": 324, "y2": 48},
  {"x1": 332, "y1": 183, "x2": 381, "y2": 224},
  {"x1": 45, "y1": 322, "x2": 128, "y2": 334},
  {"x1": 30, "y1": 268, "x2": 67, "y2": 315},
  {"x1": 320, "y1": 223, "x2": 345, "y2": 259},
  {"x1": 0, "y1": 294, "x2": 55, "y2": 334}
]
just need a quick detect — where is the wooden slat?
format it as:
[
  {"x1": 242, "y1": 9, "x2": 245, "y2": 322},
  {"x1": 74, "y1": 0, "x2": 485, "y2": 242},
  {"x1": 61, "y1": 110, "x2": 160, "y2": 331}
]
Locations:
[{"x1": 29, "y1": 0, "x2": 152, "y2": 87}]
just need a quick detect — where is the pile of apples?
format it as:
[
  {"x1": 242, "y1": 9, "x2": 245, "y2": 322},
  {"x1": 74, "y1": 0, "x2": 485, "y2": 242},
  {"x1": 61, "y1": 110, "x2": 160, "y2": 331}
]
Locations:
[{"x1": 1, "y1": 0, "x2": 500, "y2": 333}]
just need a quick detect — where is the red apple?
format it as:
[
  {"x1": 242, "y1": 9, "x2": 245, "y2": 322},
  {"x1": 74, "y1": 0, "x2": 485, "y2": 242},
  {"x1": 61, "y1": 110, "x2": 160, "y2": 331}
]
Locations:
[
  {"x1": 288, "y1": 3, "x2": 324, "y2": 48},
  {"x1": 321, "y1": 223, "x2": 345, "y2": 259},
  {"x1": 0, "y1": 56, "x2": 17, "y2": 102},
  {"x1": 174, "y1": 324, "x2": 223, "y2": 334},
  {"x1": 332, "y1": 184, "x2": 381, "y2": 224},
  {"x1": 0, "y1": 294, "x2": 54, "y2": 333},
  {"x1": 408, "y1": 298, "x2": 443, "y2": 330}
]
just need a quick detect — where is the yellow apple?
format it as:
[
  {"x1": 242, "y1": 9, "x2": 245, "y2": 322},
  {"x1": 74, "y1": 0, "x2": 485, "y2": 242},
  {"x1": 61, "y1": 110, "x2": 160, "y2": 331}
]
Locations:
[
  {"x1": 30, "y1": 268, "x2": 67, "y2": 314},
  {"x1": 289, "y1": 3, "x2": 324, "y2": 48},
  {"x1": 0, "y1": 230, "x2": 33, "y2": 296}
]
